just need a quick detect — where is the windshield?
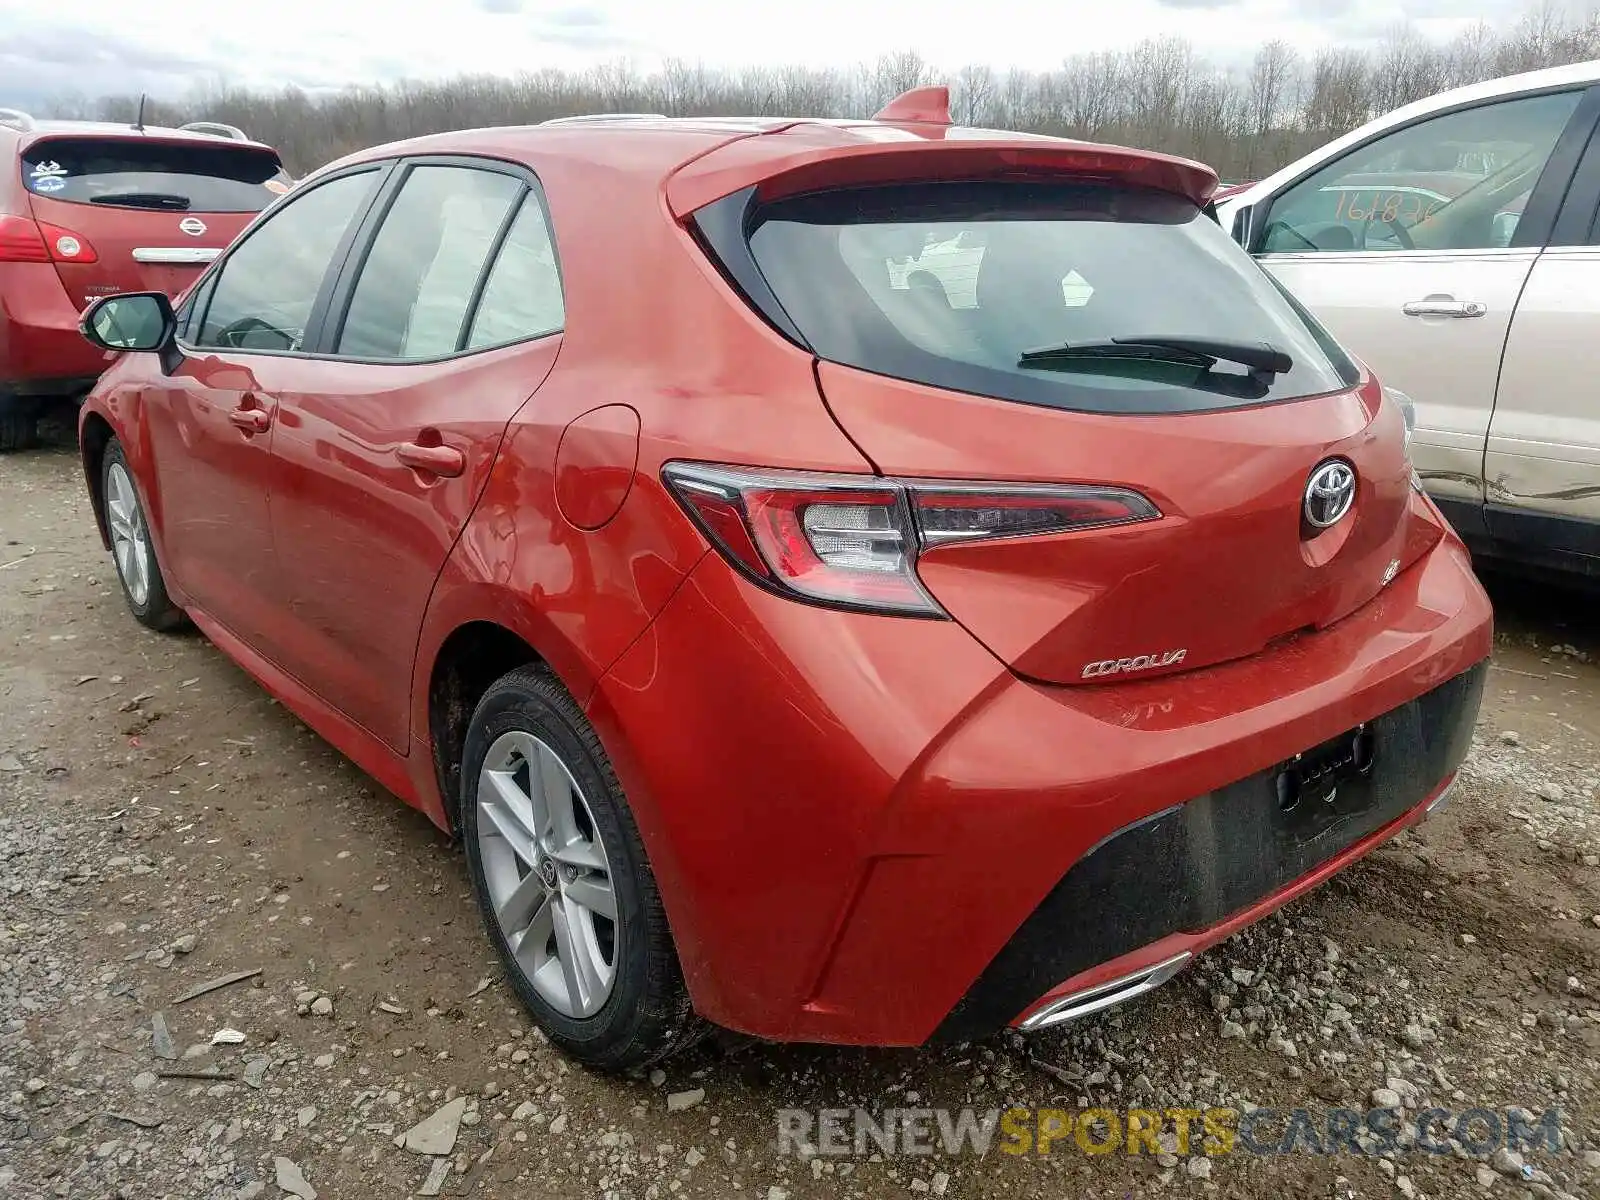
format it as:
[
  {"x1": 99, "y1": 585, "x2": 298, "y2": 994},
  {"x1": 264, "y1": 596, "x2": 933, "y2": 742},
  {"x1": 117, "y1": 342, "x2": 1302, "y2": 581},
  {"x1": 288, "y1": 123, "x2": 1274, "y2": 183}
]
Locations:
[
  {"x1": 747, "y1": 180, "x2": 1357, "y2": 414},
  {"x1": 22, "y1": 138, "x2": 290, "y2": 213}
]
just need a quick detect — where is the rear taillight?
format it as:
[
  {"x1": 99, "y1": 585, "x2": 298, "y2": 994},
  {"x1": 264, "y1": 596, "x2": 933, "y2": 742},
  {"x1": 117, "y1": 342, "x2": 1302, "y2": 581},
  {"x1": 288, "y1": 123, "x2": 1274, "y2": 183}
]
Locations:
[
  {"x1": 663, "y1": 462, "x2": 1159, "y2": 617},
  {"x1": 910, "y1": 485, "x2": 1160, "y2": 546},
  {"x1": 0, "y1": 215, "x2": 97, "y2": 264},
  {"x1": 0, "y1": 214, "x2": 48, "y2": 263},
  {"x1": 1382, "y1": 384, "x2": 1424, "y2": 492}
]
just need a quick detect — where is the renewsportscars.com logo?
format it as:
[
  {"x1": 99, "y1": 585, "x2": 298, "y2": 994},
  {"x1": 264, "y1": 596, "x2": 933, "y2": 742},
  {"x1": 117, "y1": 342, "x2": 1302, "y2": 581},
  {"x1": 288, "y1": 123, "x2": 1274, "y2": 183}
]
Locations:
[{"x1": 776, "y1": 1104, "x2": 1565, "y2": 1162}]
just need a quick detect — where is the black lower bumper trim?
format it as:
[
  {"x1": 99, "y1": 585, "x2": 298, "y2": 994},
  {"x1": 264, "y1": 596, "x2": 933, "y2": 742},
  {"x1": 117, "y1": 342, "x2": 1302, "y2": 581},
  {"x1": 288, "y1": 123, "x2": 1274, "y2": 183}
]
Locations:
[
  {"x1": 931, "y1": 660, "x2": 1487, "y2": 1044},
  {"x1": 1, "y1": 377, "x2": 97, "y2": 406}
]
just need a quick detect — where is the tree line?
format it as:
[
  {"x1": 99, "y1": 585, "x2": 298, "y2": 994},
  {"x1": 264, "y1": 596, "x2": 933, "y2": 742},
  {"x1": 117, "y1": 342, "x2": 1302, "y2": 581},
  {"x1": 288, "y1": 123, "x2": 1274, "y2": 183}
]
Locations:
[{"x1": 41, "y1": 4, "x2": 1600, "y2": 180}]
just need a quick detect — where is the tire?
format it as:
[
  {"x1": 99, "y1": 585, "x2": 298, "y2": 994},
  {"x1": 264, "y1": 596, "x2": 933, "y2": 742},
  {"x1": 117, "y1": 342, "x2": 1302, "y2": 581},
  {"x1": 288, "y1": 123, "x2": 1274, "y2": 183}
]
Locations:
[
  {"x1": 102, "y1": 440, "x2": 185, "y2": 631},
  {"x1": 0, "y1": 412, "x2": 38, "y2": 452},
  {"x1": 461, "y1": 664, "x2": 702, "y2": 1071}
]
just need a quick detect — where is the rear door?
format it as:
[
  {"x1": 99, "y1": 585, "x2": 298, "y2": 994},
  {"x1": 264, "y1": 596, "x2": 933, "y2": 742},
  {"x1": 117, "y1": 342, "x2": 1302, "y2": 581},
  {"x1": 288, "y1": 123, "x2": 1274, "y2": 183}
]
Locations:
[
  {"x1": 1244, "y1": 87, "x2": 1597, "y2": 517},
  {"x1": 266, "y1": 158, "x2": 566, "y2": 751},
  {"x1": 20, "y1": 134, "x2": 291, "y2": 305}
]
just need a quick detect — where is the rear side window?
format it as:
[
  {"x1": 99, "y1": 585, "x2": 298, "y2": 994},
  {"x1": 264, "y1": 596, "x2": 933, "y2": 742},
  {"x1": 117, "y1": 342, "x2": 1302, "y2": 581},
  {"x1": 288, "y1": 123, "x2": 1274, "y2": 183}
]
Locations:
[
  {"x1": 465, "y1": 195, "x2": 564, "y2": 350},
  {"x1": 744, "y1": 181, "x2": 1357, "y2": 415},
  {"x1": 21, "y1": 138, "x2": 290, "y2": 212}
]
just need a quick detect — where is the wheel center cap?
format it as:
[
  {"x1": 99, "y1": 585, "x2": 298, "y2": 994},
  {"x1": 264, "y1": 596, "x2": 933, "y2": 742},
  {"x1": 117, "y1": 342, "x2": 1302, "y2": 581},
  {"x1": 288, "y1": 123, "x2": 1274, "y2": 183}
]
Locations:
[{"x1": 538, "y1": 858, "x2": 558, "y2": 888}]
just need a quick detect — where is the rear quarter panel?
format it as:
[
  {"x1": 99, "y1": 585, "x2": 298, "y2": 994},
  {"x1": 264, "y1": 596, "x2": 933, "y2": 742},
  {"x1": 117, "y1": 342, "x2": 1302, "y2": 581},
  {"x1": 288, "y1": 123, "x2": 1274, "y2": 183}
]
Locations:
[{"x1": 411, "y1": 134, "x2": 881, "y2": 949}]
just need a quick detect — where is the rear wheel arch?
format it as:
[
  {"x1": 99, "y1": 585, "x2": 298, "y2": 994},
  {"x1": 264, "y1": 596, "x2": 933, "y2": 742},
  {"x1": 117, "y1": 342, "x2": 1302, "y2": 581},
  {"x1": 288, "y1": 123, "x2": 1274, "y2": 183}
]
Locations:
[{"x1": 426, "y1": 620, "x2": 546, "y2": 837}]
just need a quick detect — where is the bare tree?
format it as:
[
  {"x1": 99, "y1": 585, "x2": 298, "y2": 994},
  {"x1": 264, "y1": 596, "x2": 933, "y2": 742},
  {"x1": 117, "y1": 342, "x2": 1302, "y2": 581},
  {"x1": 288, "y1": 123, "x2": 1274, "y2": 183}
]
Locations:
[
  {"x1": 1059, "y1": 50, "x2": 1124, "y2": 139},
  {"x1": 953, "y1": 64, "x2": 996, "y2": 127},
  {"x1": 1245, "y1": 40, "x2": 1297, "y2": 175},
  {"x1": 865, "y1": 51, "x2": 932, "y2": 111},
  {"x1": 1303, "y1": 47, "x2": 1372, "y2": 138},
  {"x1": 37, "y1": 7, "x2": 1600, "y2": 183},
  {"x1": 1371, "y1": 25, "x2": 1447, "y2": 114}
]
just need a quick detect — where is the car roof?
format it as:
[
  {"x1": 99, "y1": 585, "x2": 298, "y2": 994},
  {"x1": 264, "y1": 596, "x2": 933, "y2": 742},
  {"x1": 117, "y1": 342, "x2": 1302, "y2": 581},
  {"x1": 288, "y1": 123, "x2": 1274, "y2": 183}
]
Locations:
[
  {"x1": 1226, "y1": 58, "x2": 1600, "y2": 210},
  {"x1": 315, "y1": 111, "x2": 1219, "y2": 210}
]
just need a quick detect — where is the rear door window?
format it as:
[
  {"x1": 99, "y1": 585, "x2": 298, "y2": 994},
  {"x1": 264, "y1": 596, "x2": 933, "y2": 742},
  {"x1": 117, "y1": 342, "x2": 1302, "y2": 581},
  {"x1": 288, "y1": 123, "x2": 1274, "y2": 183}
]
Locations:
[
  {"x1": 334, "y1": 164, "x2": 523, "y2": 360},
  {"x1": 21, "y1": 138, "x2": 291, "y2": 212},
  {"x1": 746, "y1": 180, "x2": 1356, "y2": 415}
]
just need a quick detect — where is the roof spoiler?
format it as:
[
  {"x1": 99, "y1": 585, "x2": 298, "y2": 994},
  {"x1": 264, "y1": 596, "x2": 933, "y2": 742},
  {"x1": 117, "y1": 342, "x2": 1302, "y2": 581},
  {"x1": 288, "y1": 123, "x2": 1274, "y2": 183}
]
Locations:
[
  {"x1": 180, "y1": 121, "x2": 250, "y2": 141},
  {"x1": 0, "y1": 108, "x2": 35, "y2": 132},
  {"x1": 873, "y1": 86, "x2": 951, "y2": 126},
  {"x1": 668, "y1": 138, "x2": 1220, "y2": 216}
]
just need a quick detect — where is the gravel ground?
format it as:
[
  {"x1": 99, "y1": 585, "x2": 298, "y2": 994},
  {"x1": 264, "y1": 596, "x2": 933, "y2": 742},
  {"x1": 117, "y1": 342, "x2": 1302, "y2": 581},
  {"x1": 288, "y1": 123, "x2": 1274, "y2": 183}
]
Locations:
[{"x1": 2, "y1": 431, "x2": 1599, "y2": 1200}]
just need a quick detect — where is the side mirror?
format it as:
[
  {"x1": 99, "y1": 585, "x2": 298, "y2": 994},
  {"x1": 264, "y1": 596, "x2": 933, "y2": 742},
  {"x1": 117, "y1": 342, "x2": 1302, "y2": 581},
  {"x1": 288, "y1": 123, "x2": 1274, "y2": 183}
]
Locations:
[
  {"x1": 80, "y1": 291, "x2": 181, "y2": 374},
  {"x1": 1231, "y1": 203, "x2": 1254, "y2": 248}
]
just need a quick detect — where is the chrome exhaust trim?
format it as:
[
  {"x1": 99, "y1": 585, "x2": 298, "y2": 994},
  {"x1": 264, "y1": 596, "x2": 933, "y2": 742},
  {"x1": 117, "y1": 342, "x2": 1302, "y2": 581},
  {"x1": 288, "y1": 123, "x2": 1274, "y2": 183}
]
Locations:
[
  {"x1": 1019, "y1": 950, "x2": 1193, "y2": 1031},
  {"x1": 1425, "y1": 776, "x2": 1457, "y2": 816}
]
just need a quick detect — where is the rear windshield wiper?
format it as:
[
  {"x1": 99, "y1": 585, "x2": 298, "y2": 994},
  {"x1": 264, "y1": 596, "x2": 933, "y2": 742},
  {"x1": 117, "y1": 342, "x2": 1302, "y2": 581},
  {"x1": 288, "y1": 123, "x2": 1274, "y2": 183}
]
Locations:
[
  {"x1": 88, "y1": 192, "x2": 192, "y2": 210},
  {"x1": 1019, "y1": 336, "x2": 1294, "y2": 380}
]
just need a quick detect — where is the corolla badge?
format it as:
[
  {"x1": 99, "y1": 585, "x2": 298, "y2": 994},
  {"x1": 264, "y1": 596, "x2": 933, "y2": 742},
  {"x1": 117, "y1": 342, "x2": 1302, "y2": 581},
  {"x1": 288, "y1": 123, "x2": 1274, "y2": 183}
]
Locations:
[
  {"x1": 1304, "y1": 459, "x2": 1356, "y2": 529},
  {"x1": 1082, "y1": 649, "x2": 1187, "y2": 679},
  {"x1": 179, "y1": 216, "x2": 208, "y2": 237}
]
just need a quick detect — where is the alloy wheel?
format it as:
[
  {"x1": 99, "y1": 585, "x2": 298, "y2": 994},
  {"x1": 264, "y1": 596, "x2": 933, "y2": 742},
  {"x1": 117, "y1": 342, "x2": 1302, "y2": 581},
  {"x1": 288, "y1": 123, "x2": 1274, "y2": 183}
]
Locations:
[
  {"x1": 476, "y1": 729, "x2": 619, "y2": 1017},
  {"x1": 106, "y1": 462, "x2": 151, "y2": 607}
]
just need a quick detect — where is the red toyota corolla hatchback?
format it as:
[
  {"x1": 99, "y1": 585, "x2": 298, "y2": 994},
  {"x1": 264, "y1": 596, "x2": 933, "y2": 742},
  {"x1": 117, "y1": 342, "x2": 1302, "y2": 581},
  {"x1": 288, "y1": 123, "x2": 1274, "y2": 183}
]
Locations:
[{"x1": 74, "y1": 89, "x2": 1492, "y2": 1070}]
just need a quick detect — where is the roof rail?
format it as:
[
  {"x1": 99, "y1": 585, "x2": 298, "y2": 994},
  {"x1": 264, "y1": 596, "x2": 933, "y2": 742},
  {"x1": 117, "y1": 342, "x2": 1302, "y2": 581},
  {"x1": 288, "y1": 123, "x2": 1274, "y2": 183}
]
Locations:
[
  {"x1": 541, "y1": 113, "x2": 668, "y2": 126},
  {"x1": 179, "y1": 120, "x2": 249, "y2": 141},
  {"x1": 0, "y1": 108, "x2": 35, "y2": 132}
]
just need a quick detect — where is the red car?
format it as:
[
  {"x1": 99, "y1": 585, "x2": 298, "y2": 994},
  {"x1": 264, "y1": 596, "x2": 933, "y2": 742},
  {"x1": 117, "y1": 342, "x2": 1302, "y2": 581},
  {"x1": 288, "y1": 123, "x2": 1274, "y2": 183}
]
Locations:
[
  {"x1": 0, "y1": 110, "x2": 291, "y2": 449},
  {"x1": 74, "y1": 88, "x2": 1492, "y2": 1069}
]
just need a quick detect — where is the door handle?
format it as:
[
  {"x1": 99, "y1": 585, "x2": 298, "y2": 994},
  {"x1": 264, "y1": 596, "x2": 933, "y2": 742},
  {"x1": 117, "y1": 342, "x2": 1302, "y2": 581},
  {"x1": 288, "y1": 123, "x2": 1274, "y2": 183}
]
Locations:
[
  {"x1": 228, "y1": 405, "x2": 272, "y2": 434},
  {"x1": 1402, "y1": 298, "x2": 1486, "y2": 318},
  {"x1": 396, "y1": 440, "x2": 465, "y2": 478}
]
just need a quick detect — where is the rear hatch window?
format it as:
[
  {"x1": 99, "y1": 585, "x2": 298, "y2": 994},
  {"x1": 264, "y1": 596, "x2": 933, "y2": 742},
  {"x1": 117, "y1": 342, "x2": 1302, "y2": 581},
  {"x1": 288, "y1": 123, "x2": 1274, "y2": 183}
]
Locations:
[
  {"x1": 22, "y1": 138, "x2": 290, "y2": 213},
  {"x1": 745, "y1": 181, "x2": 1357, "y2": 415}
]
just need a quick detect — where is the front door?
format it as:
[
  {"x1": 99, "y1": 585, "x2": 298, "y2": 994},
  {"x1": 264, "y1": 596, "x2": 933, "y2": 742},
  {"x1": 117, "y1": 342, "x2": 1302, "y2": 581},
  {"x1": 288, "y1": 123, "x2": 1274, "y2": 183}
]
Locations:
[
  {"x1": 1485, "y1": 243, "x2": 1600, "y2": 564},
  {"x1": 1248, "y1": 88, "x2": 1593, "y2": 510},
  {"x1": 141, "y1": 167, "x2": 383, "y2": 651},
  {"x1": 266, "y1": 160, "x2": 567, "y2": 751}
]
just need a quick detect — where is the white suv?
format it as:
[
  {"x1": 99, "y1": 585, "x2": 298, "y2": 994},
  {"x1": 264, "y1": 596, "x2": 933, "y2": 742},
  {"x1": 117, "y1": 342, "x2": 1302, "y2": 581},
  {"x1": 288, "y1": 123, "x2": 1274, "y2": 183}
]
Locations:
[{"x1": 1218, "y1": 61, "x2": 1600, "y2": 583}]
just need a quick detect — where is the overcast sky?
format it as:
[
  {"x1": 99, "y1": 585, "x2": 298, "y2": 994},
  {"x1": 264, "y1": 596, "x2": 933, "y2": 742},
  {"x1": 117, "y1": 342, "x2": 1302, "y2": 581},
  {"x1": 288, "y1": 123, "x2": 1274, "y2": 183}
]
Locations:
[{"x1": 0, "y1": 0, "x2": 1547, "y2": 109}]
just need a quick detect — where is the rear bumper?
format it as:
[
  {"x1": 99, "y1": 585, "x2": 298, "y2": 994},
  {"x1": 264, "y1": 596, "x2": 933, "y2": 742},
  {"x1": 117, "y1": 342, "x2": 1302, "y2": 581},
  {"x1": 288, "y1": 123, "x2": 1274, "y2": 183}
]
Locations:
[
  {"x1": 0, "y1": 263, "x2": 107, "y2": 397},
  {"x1": 1011, "y1": 768, "x2": 1460, "y2": 1033},
  {"x1": 954, "y1": 661, "x2": 1482, "y2": 1040},
  {"x1": 590, "y1": 529, "x2": 1493, "y2": 1045}
]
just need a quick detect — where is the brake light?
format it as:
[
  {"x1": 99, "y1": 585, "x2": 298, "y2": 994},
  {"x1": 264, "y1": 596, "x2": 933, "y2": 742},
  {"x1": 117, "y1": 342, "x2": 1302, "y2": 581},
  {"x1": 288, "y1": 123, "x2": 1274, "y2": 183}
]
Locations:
[
  {"x1": 911, "y1": 485, "x2": 1158, "y2": 546},
  {"x1": 663, "y1": 462, "x2": 1159, "y2": 616},
  {"x1": 0, "y1": 216, "x2": 97, "y2": 264},
  {"x1": 37, "y1": 220, "x2": 98, "y2": 264},
  {"x1": 0, "y1": 214, "x2": 48, "y2": 263}
]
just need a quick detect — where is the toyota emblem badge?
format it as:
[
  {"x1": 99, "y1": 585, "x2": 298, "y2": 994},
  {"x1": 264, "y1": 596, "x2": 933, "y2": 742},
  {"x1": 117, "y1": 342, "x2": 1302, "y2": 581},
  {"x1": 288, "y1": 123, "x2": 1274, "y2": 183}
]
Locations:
[{"x1": 1303, "y1": 460, "x2": 1356, "y2": 529}]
